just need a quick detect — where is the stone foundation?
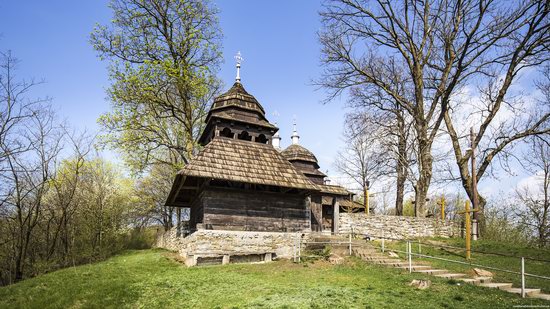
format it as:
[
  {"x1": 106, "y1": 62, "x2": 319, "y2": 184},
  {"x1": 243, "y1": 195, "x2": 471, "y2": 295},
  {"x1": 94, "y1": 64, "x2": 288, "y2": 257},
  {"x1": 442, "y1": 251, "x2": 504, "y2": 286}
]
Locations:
[
  {"x1": 156, "y1": 229, "x2": 304, "y2": 266},
  {"x1": 338, "y1": 213, "x2": 458, "y2": 239},
  {"x1": 157, "y1": 215, "x2": 458, "y2": 266}
]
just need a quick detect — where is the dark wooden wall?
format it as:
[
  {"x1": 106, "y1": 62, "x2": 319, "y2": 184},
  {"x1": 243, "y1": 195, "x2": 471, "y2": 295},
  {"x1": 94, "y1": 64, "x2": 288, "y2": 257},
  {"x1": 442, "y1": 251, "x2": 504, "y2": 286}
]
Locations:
[
  {"x1": 200, "y1": 187, "x2": 310, "y2": 232},
  {"x1": 310, "y1": 195, "x2": 323, "y2": 232}
]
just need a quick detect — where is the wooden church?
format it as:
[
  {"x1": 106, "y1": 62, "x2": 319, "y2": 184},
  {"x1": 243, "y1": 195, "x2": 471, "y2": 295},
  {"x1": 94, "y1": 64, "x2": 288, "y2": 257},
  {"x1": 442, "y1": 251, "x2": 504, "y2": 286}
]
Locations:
[{"x1": 165, "y1": 55, "x2": 353, "y2": 234}]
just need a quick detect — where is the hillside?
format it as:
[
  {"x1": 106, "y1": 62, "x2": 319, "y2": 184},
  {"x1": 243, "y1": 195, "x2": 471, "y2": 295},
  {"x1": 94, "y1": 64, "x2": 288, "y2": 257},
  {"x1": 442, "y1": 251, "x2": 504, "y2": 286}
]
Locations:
[{"x1": 1, "y1": 249, "x2": 548, "y2": 308}]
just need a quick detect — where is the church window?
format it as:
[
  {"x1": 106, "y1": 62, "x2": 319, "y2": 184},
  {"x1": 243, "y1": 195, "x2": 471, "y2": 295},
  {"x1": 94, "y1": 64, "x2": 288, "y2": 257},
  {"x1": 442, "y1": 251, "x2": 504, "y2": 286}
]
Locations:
[
  {"x1": 220, "y1": 127, "x2": 234, "y2": 138},
  {"x1": 256, "y1": 134, "x2": 268, "y2": 144},
  {"x1": 238, "y1": 131, "x2": 252, "y2": 141}
]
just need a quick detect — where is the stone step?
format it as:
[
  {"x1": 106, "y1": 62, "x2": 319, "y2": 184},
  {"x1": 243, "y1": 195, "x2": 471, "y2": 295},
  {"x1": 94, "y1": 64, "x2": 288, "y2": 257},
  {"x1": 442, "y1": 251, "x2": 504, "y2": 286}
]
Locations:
[
  {"x1": 479, "y1": 282, "x2": 513, "y2": 290},
  {"x1": 459, "y1": 278, "x2": 483, "y2": 285},
  {"x1": 414, "y1": 269, "x2": 449, "y2": 275},
  {"x1": 458, "y1": 276, "x2": 493, "y2": 285},
  {"x1": 366, "y1": 257, "x2": 396, "y2": 261},
  {"x1": 529, "y1": 293, "x2": 550, "y2": 301},
  {"x1": 434, "y1": 273, "x2": 467, "y2": 279},
  {"x1": 372, "y1": 259, "x2": 402, "y2": 264},
  {"x1": 362, "y1": 253, "x2": 387, "y2": 258},
  {"x1": 378, "y1": 261, "x2": 408, "y2": 266},
  {"x1": 503, "y1": 288, "x2": 541, "y2": 297},
  {"x1": 397, "y1": 265, "x2": 432, "y2": 271}
]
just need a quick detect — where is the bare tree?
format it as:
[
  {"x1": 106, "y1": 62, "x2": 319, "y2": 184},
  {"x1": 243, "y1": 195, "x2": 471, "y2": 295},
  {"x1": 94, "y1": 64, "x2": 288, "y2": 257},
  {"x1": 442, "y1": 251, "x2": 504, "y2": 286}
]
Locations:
[
  {"x1": 45, "y1": 129, "x2": 94, "y2": 261},
  {"x1": 515, "y1": 136, "x2": 550, "y2": 248},
  {"x1": 335, "y1": 113, "x2": 390, "y2": 213},
  {"x1": 0, "y1": 51, "x2": 58, "y2": 281},
  {"x1": 319, "y1": 0, "x2": 459, "y2": 216},
  {"x1": 319, "y1": 0, "x2": 550, "y2": 219},
  {"x1": 134, "y1": 163, "x2": 179, "y2": 231},
  {"x1": 442, "y1": 2, "x2": 550, "y2": 233},
  {"x1": 2, "y1": 106, "x2": 63, "y2": 280}
]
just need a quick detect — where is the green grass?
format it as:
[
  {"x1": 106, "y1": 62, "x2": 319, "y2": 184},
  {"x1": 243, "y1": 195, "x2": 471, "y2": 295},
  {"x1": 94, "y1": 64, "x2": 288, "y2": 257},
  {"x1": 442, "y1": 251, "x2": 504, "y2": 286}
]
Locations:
[
  {"x1": 1, "y1": 249, "x2": 548, "y2": 308},
  {"x1": 378, "y1": 237, "x2": 550, "y2": 293}
]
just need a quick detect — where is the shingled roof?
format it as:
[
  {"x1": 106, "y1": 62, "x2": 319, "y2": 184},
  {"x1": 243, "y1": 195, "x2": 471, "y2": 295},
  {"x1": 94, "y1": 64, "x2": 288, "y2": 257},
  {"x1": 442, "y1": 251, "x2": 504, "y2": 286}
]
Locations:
[
  {"x1": 210, "y1": 82, "x2": 266, "y2": 116},
  {"x1": 179, "y1": 137, "x2": 319, "y2": 190},
  {"x1": 315, "y1": 183, "x2": 352, "y2": 196},
  {"x1": 281, "y1": 144, "x2": 319, "y2": 166}
]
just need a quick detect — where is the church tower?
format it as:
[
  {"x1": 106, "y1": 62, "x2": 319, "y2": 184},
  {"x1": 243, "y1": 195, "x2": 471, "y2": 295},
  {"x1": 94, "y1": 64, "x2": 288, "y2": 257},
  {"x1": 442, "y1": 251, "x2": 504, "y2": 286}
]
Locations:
[{"x1": 198, "y1": 52, "x2": 279, "y2": 146}]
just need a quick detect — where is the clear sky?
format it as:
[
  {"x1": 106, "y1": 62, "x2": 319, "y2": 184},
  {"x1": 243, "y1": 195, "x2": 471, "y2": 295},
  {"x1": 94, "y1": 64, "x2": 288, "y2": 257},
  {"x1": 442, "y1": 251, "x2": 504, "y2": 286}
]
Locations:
[
  {"x1": 0, "y1": 0, "x2": 347, "y2": 173},
  {"x1": 0, "y1": 0, "x2": 536, "y2": 202}
]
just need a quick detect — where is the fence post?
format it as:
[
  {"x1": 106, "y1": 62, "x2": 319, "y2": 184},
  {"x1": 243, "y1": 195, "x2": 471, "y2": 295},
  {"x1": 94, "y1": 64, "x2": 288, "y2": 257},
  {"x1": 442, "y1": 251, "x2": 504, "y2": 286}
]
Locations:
[
  {"x1": 521, "y1": 257, "x2": 525, "y2": 298},
  {"x1": 382, "y1": 237, "x2": 385, "y2": 253},
  {"x1": 418, "y1": 241, "x2": 421, "y2": 254},
  {"x1": 349, "y1": 233, "x2": 352, "y2": 256},
  {"x1": 408, "y1": 241, "x2": 412, "y2": 273}
]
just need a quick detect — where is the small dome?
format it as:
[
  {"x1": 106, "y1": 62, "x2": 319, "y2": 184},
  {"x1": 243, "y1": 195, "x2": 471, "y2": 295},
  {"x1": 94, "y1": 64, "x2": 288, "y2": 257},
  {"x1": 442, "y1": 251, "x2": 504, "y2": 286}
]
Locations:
[
  {"x1": 281, "y1": 144, "x2": 318, "y2": 165},
  {"x1": 210, "y1": 82, "x2": 265, "y2": 116}
]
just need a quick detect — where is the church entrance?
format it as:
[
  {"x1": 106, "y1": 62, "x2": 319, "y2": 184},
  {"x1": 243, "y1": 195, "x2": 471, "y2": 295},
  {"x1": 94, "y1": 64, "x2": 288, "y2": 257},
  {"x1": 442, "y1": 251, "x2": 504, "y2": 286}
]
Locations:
[{"x1": 322, "y1": 204, "x2": 334, "y2": 232}]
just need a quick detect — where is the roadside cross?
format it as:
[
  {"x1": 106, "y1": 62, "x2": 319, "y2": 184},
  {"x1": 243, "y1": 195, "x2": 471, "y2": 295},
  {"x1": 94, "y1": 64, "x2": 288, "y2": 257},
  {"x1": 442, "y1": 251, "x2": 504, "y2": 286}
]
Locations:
[{"x1": 457, "y1": 200, "x2": 479, "y2": 260}]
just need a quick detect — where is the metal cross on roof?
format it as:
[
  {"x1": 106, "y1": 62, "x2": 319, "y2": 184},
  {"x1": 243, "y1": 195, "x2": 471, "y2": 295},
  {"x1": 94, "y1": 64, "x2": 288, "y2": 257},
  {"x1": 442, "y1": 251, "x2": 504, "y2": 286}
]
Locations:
[{"x1": 235, "y1": 51, "x2": 243, "y2": 82}]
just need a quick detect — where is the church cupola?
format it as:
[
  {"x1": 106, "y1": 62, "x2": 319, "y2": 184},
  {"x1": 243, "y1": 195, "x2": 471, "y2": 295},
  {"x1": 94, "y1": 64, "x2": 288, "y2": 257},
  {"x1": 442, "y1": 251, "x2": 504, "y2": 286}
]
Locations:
[
  {"x1": 281, "y1": 123, "x2": 327, "y2": 185},
  {"x1": 272, "y1": 124, "x2": 282, "y2": 150},
  {"x1": 199, "y1": 52, "x2": 279, "y2": 146},
  {"x1": 291, "y1": 122, "x2": 300, "y2": 145}
]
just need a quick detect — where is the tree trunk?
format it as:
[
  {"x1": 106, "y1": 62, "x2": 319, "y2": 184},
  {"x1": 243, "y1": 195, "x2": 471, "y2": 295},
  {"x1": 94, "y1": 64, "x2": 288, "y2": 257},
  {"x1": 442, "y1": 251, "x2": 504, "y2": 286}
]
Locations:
[
  {"x1": 414, "y1": 137, "x2": 433, "y2": 217},
  {"x1": 395, "y1": 111, "x2": 407, "y2": 216}
]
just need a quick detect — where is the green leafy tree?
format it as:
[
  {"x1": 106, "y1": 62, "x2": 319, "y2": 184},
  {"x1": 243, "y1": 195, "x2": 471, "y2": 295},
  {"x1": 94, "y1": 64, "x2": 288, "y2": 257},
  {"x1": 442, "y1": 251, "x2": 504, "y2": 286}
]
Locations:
[{"x1": 91, "y1": 0, "x2": 223, "y2": 172}]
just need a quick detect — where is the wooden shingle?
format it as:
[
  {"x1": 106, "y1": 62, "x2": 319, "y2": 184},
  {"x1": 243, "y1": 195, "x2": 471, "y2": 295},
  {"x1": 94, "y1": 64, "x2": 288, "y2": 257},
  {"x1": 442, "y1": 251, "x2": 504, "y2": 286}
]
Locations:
[{"x1": 179, "y1": 138, "x2": 319, "y2": 190}]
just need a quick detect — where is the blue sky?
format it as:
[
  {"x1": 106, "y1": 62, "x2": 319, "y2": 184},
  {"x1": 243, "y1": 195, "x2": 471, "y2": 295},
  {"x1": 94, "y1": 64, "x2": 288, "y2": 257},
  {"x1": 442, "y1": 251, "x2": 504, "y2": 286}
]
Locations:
[
  {"x1": 0, "y1": 0, "x2": 347, "y2": 174},
  {"x1": 0, "y1": 1, "x2": 537, "y2": 201}
]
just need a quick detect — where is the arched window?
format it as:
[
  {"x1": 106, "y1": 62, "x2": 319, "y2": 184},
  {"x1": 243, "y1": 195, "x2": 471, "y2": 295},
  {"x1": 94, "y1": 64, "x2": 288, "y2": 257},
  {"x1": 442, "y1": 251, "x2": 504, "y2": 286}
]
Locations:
[
  {"x1": 256, "y1": 134, "x2": 268, "y2": 144},
  {"x1": 220, "y1": 127, "x2": 234, "y2": 138},
  {"x1": 238, "y1": 131, "x2": 252, "y2": 141}
]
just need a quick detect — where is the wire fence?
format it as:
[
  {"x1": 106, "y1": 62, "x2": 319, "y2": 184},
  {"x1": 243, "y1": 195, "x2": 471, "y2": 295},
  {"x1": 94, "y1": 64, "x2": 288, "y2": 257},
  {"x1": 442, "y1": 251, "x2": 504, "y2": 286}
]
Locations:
[{"x1": 293, "y1": 233, "x2": 550, "y2": 298}]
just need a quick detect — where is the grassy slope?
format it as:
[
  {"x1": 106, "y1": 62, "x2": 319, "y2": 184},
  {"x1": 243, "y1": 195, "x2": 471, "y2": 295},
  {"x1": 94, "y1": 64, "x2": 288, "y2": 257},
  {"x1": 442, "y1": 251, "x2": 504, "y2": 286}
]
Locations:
[
  {"x1": 380, "y1": 238, "x2": 550, "y2": 293},
  {"x1": 1, "y1": 249, "x2": 548, "y2": 308}
]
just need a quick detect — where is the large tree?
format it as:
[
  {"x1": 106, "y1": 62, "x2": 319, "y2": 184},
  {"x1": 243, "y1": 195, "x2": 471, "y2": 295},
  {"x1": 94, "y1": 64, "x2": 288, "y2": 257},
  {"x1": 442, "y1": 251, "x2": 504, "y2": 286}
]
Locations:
[
  {"x1": 319, "y1": 0, "x2": 550, "y2": 218},
  {"x1": 91, "y1": 0, "x2": 223, "y2": 172},
  {"x1": 442, "y1": 2, "x2": 550, "y2": 233}
]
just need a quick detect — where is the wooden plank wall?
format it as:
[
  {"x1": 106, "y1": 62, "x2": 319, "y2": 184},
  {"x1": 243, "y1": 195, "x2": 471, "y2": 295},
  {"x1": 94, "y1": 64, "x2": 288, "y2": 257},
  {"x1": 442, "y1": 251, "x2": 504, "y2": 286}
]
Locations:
[
  {"x1": 310, "y1": 194, "x2": 323, "y2": 232},
  {"x1": 201, "y1": 187, "x2": 310, "y2": 232}
]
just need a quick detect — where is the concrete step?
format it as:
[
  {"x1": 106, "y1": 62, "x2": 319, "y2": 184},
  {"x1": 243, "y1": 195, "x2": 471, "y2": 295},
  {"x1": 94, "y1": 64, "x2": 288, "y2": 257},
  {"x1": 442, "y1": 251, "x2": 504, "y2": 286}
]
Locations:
[
  {"x1": 529, "y1": 293, "x2": 550, "y2": 301},
  {"x1": 358, "y1": 253, "x2": 383, "y2": 258},
  {"x1": 457, "y1": 277, "x2": 492, "y2": 285},
  {"x1": 414, "y1": 269, "x2": 449, "y2": 275},
  {"x1": 479, "y1": 283, "x2": 513, "y2": 290},
  {"x1": 397, "y1": 265, "x2": 432, "y2": 271},
  {"x1": 503, "y1": 288, "x2": 541, "y2": 297},
  {"x1": 365, "y1": 256, "x2": 398, "y2": 261},
  {"x1": 459, "y1": 278, "x2": 483, "y2": 285},
  {"x1": 378, "y1": 260, "x2": 409, "y2": 266},
  {"x1": 434, "y1": 273, "x2": 467, "y2": 279},
  {"x1": 475, "y1": 277, "x2": 492, "y2": 283},
  {"x1": 372, "y1": 259, "x2": 402, "y2": 264}
]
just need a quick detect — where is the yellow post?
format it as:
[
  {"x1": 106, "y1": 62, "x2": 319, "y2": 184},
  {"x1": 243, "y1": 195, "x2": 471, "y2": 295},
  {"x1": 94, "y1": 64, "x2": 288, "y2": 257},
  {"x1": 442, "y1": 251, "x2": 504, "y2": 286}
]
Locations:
[
  {"x1": 465, "y1": 200, "x2": 471, "y2": 260},
  {"x1": 458, "y1": 200, "x2": 478, "y2": 260},
  {"x1": 440, "y1": 196, "x2": 446, "y2": 221}
]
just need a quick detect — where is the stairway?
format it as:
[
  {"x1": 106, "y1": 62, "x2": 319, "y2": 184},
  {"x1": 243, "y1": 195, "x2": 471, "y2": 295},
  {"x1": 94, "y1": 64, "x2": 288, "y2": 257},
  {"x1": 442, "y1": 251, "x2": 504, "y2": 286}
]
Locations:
[{"x1": 352, "y1": 245, "x2": 550, "y2": 301}]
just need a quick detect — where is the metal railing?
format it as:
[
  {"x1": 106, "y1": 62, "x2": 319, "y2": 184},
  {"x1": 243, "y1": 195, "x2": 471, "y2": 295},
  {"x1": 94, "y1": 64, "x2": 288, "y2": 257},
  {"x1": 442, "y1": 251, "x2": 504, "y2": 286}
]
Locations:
[{"x1": 293, "y1": 233, "x2": 550, "y2": 299}]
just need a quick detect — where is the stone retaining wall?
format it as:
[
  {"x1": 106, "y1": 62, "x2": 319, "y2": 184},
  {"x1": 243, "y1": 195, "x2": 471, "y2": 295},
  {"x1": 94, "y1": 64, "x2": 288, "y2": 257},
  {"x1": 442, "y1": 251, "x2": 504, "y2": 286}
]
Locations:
[
  {"x1": 156, "y1": 229, "x2": 303, "y2": 266},
  {"x1": 339, "y1": 213, "x2": 458, "y2": 239}
]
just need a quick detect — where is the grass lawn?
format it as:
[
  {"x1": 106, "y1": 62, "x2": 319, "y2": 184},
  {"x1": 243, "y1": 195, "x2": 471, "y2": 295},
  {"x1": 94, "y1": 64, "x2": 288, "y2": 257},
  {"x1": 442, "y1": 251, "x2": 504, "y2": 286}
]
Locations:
[
  {"x1": 1, "y1": 249, "x2": 549, "y2": 308},
  {"x1": 378, "y1": 237, "x2": 550, "y2": 293}
]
